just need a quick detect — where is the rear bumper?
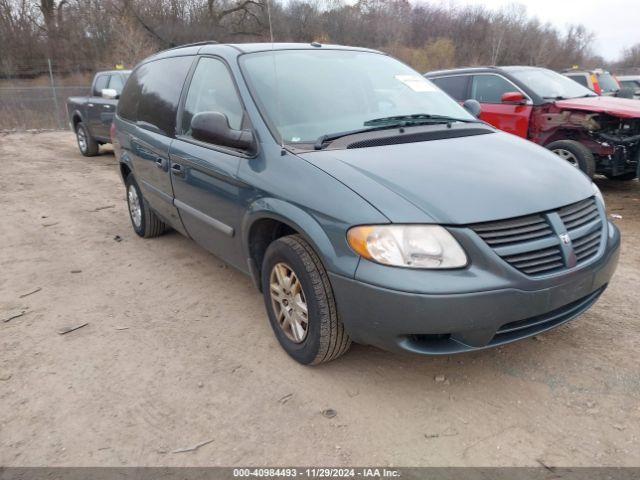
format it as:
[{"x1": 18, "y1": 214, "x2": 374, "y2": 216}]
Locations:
[{"x1": 329, "y1": 223, "x2": 620, "y2": 355}]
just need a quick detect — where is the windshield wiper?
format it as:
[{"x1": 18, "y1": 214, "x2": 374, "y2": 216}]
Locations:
[
  {"x1": 543, "y1": 95, "x2": 567, "y2": 100},
  {"x1": 314, "y1": 126, "x2": 389, "y2": 150},
  {"x1": 363, "y1": 113, "x2": 480, "y2": 127},
  {"x1": 313, "y1": 114, "x2": 482, "y2": 150}
]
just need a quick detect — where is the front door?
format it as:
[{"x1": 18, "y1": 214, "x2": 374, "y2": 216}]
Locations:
[
  {"x1": 88, "y1": 73, "x2": 111, "y2": 139},
  {"x1": 471, "y1": 74, "x2": 532, "y2": 138},
  {"x1": 170, "y1": 56, "x2": 249, "y2": 270}
]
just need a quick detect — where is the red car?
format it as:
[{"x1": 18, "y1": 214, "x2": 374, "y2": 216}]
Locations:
[{"x1": 425, "y1": 66, "x2": 640, "y2": 181}]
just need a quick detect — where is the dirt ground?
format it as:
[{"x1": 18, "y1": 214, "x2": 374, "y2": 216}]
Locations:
[{"x1": 1, "y1": 131, "x2": 639, "y2": 467}]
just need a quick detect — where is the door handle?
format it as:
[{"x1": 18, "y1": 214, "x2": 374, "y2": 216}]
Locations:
[
  {"x1": 171, "y1": 163, "x2": 185, "y2": 177},
  {"x1": 155, "y1": 157, "x2": 165, "y2": 169}
]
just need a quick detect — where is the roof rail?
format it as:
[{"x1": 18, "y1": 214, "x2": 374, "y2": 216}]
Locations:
[{"x1": 165, "y1": 40, "x2": 219, "y2": 51}]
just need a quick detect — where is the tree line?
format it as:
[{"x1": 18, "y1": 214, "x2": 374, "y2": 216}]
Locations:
[{"x1": 1, "y1": 0, "x2": 638, "y2": 79}]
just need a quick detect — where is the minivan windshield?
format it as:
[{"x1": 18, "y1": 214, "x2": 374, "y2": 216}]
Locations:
[
  {"x1": 506, "y1": 67, "x2": 597, "y2": 100},
  {"x1": 240, "y1": 49, "x2": 475, "y2": 144}
]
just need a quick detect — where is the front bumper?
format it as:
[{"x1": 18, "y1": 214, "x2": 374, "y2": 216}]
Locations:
[{"x1": 329, "y1": 222, "x2": 620, "y2": 355}]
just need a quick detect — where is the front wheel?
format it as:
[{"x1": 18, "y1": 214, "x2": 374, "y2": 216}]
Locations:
[
  {"x1": 75, "y1": 122, "x2": 99, "y2": 157},
  {"x1": 546, "y1": 140, "x2": 596, "y2": 178},
  {"x1": 261, "y1": 234, "x2": 351, "y2": 365}
]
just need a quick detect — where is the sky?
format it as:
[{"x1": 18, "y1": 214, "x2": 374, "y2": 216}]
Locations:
[{"x1": 441, "y1": 0, "x2": 640, "y2": 61}]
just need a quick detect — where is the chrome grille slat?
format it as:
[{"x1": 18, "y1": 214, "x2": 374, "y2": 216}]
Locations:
[
  {"x1": 503, "y1": 247, "x2": 561, "y2": 263},
  {"x1": 521, "y1": 262, "x2": 565, "y2": 274},
  {"x1": 560, "y1": 198, "x2": 600, "y2": 231},
  {"x1": 513, "y1": 255, "x2": 564, "y2": 269},
  {"x1": 472, "y1": 215, "x2": 547, "y2": 233},
  {"x1": 471, "y1": 196, "x2": 603, "y2": 276},
  {"x1": 481, "y1": 228, "x2": 553, "y2": 246},
  {"x1": 480, "y1": 222, "x2": 551, "y2": 239},
  {"x1": 573, "y1": 230, "x2": 601, "y2": 248},
  {"x1": 558, "y1": 198, "x2": 593, "y2": 217}
]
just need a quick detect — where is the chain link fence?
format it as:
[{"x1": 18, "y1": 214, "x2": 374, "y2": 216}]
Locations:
[{"x1": 0, "y1": 59, "x2": 113, "y2": 131}]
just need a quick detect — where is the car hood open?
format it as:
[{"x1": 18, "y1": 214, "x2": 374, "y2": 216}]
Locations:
[
  {"x1": 554, "y1": 96, "x2": 640, "y2": 118},
  {"x1": 299, "y1": 130, "x2": 594, "y2": 225}
]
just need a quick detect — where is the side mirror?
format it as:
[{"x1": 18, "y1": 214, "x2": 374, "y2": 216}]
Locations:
[
  {"x1": 191, "y1": 111, "x2": 254, "y2": 151},
  {"x1": 501, "y1": 91, "x2": 526, "y2": 104},
  {"x1": 462, "y1": 99, "x2": 481, "y2": 118},
  {"x1": 101, "y1": 88, "x2": 118, "y2": 100}
]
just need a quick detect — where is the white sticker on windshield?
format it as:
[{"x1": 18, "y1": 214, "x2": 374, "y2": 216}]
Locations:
[{"x1": 395, "y1": 75, "x2": 437, "y2": 92}]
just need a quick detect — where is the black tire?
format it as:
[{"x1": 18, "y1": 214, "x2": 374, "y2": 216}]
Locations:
[
  {"x1": 605, "y1": 172, "x2": 637, "y2": 181},
  {"x1": 546, "y1": 140, "x2": 596, "y2": 178},
  {"x1": 75, "y1": 122, "x2": 99, "y2": 157},
  {"x1": 261, "y1": 234, "x2": 351, "y2": 365},
  {"x1": 125, "y1": 173, "x2": 166, "y2": 238}
]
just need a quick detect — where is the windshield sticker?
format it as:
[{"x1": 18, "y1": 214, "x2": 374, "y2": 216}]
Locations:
[{"x1": 395, "y1": 75, "x2": 437, "y2": 92}]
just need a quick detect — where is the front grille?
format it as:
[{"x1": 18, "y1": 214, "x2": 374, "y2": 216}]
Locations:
[
  {"x1": 559, "y1": 197, "x2": 600, "y2": 230},
  {"x1": 470, "y1": 197, "x2": 603, "y2": 277},
  {"x1": 502, "y1": 246, "x2": 564, "y2": 275},
  {"x1": 472, "y1": 213, "x2": 552, "y2": 246}
]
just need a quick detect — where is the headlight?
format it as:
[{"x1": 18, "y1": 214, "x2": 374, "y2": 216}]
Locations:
[
  {"x1": 347, "y1": 225, "x2": 467, "y2": 269},
  {"x1": 592, "y1": 182, "x2": 605, "y2": 209}
]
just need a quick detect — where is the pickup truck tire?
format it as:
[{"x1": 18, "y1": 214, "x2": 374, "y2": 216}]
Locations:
[
  {"x1": 75, "y1": 122, "x2": 99, "y2": 157},
  {"x1": 261, "y1": 234, "x2": 351, "y2": 365},
  {"x1": 546, "y1": 140, "x2": 596, "y2": 178},
  {"x1": 125, "y1": 174, "x2": 166, "y2": 238}
]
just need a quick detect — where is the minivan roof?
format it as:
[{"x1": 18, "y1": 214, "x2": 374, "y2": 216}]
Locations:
[{"x1": 143, "y1": 42, "x2": 382, "y2": 63}]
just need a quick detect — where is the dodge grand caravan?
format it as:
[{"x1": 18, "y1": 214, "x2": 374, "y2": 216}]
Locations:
[{"x1": 113, "y1": 43, "x2": 620, "y2": 364}]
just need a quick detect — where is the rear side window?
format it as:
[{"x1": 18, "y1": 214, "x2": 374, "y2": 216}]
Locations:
[
  {"x1": 566, "y1": 74, "x2": 589, "y2": 88},
  {"x1": 430, "y1": 76, "x2": 470, "y2": 101},
  {"x1": 118, "y1": 56, "x2": 193, "y2": 136},
  {"x1": 93, "y1": 75, "x2": 109, "y2": 96},
  {"x1": 181, "y1": 57, "x2": 244, "y2": 135},
  {"x1": 471, "y1": 75, "x2": 516, "y2": 103},
  {"x1": 136, "y1": 56, "x2": 194, "y2": 136},
  {"x1": 118, "y1": 70, "x2": 142, "y2": 122}
]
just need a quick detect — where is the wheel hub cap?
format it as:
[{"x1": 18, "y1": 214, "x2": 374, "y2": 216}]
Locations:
[
  {"x1": 127, "y1": 185, "x2": 142, "y2": 228},
  {"x1": 552, "y1": 148, "x2": 579, "y2": 168},
  {"x1": 77, "y1": 128, "x2": 87, "y2": 152},
  {"x1": 269, "y1": 262, "x2": 308, "y2": 343}
]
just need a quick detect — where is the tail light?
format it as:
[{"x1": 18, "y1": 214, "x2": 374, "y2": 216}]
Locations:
[{"x1": 590, "y1": 74, "x2": 601, "y2": 94}]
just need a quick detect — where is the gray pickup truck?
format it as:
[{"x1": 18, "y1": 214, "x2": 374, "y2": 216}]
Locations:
[{"x1": 67, "y1": 70, "x2": 131, "y2": 156}]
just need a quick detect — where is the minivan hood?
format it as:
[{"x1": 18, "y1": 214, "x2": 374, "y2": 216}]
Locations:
[
  {"x1": 299, "y1": 131, "x2": 594, "y2": 225},
  {"x1": 554, "y1": 96, "x2": 640, "y2": 118}
]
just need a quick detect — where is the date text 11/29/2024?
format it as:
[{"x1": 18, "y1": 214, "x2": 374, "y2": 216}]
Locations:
[{"x1": 232, "y1": 468, "x2": 400, "y2": 478}]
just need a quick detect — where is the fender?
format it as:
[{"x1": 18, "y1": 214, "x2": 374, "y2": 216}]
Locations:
[
  {"x1": 70, "y1": 109, "x2": 85, "y2": 129},
  {"x1": 241, "y1": 197, "x2": 361, "y2": 288},
  {"x1": 118, "y1": 151, "x2": 134, "y2": 182}
]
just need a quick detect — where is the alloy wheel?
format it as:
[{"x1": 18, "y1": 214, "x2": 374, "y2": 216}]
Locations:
[
  {"x1": 127, "y1": 185, "x2": 142, "y2": 229},
  {"x1": 269, "y1": 262, "x2": 309, "y2": 343},
  {"x1": 76, "y1": 127, "x2": 87, "y2": 153}
]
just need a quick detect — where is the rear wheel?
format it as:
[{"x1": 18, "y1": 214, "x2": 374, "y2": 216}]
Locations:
[
  {"x1": 125, "y1": 174, "x2": 166, "y2": 238},
  {"x1": 75, "y1": 122, "x2": 99, "y2": 157},
  {"x1": 261, "y1": 234, "x2": 351, "y2": 365},
  {"x1": 546, "y1": 140, "x2": 596, "y2": 178}
]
